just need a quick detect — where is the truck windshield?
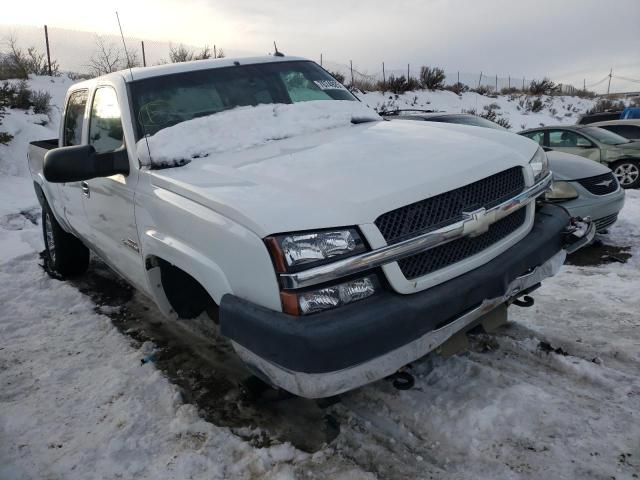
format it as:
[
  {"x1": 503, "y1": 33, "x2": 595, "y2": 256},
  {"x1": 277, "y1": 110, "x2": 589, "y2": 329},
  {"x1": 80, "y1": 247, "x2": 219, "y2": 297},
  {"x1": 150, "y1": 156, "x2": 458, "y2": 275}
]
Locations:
[
  {"x1": 581, "y1": 126, "x2": 630, "y2": 145},
  {"x1": 130, "y1": 60, "x2": 356, "y2": 137}
]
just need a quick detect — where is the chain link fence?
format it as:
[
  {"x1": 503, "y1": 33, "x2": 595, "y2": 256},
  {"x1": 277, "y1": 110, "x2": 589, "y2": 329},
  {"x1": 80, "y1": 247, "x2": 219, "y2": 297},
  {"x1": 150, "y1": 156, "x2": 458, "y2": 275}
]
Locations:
[{"x1": 2, "y1": 24, "x2": 636, "y2": 95}]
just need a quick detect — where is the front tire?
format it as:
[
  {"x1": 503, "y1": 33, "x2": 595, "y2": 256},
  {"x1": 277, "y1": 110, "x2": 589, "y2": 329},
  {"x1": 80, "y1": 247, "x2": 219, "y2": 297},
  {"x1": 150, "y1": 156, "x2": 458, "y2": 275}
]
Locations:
[
  {"x1": 42, "y1": 203, "x2": 90, "y2": 277},
  {"x1": 611, "y1": 159, "x2": 640, "y2": 189}
]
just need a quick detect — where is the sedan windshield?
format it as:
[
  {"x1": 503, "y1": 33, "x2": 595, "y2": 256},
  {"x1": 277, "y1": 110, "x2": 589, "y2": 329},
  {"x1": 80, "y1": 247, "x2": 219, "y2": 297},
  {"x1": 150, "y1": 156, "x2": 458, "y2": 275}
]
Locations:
[
  {"x1": 130, "y1": 60, "x2": 356, "y2": 137},
  {"x1": 581, "y1": 126, "x2": 631, "y2": 145}
]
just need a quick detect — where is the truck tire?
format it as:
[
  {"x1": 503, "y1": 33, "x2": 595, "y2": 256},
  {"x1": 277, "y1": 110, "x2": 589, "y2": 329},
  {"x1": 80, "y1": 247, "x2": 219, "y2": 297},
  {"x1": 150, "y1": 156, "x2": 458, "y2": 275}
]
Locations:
[
  {"x1": 42, "y1": 203, "x2": 90, "y2": 277},
  {"x1": 611, "y1": 159, "x2": 640, "y2": 189}
]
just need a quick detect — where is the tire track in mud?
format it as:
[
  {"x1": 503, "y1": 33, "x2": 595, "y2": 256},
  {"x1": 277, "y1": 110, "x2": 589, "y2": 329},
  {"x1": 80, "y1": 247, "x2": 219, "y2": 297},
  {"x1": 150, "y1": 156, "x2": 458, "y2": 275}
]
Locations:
[{"x1": 66, "y1": 256, "x2": 341, "y2": 454}]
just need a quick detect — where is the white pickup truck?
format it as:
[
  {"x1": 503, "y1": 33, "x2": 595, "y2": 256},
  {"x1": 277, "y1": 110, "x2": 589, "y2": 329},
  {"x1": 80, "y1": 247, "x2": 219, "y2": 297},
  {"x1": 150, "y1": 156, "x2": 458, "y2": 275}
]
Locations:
[{"x1": 27, "y1": 56, "x2": 594, "y2": 398}]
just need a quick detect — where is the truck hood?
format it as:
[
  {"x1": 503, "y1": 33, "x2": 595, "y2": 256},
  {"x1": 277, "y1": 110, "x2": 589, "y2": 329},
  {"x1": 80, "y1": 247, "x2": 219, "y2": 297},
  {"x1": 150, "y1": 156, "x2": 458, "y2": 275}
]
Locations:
[
  {"x1": 546, "y1": 150, "x2": 611, "y2": 181},
  {"x1": 148, "y1": 120, "x2": 538, "y2": 237}
]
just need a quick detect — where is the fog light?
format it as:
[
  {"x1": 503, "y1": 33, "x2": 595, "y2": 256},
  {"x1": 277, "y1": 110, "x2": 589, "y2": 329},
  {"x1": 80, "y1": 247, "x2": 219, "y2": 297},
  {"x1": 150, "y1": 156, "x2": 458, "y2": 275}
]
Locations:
[{"x1": 281, "y1": 275, "x2": 379, "y2": 315}]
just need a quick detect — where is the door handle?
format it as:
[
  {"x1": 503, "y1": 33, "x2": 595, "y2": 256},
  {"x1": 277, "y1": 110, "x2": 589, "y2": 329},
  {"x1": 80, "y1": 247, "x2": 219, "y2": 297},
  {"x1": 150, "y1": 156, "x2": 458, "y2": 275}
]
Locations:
[{"x1": 81, "y1": 181, "x2": 90, "y2": 198}]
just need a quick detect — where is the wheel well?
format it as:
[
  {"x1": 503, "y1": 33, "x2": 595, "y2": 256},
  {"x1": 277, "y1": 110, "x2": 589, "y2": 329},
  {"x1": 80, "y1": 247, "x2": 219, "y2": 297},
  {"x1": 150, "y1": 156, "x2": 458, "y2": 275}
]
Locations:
[{"x1": 154, "y1": 257, "x2": 217, "y2": 320}]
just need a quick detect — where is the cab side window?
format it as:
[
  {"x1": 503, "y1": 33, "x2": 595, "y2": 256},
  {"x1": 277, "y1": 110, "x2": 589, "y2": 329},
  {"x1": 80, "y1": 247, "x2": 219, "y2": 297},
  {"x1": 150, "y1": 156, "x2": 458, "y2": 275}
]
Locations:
[
  {"x1": 89, "y1": 87, "x2": 124, "y2": 154},
  {"x1": 63, "y1": 90, "x2": 88, "y2": 146}
]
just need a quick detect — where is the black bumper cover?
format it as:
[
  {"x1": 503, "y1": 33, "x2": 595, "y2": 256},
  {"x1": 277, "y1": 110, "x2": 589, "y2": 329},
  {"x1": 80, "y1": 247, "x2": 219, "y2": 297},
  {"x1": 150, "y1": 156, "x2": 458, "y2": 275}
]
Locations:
[{"x1": 220, "y1": 204, "x2": 570, "y2": 374}]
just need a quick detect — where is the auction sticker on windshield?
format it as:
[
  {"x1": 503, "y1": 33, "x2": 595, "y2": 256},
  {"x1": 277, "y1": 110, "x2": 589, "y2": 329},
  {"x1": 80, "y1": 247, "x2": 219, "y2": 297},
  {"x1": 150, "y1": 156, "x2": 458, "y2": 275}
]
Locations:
[{"x1": 314, "y1": 80, "x2": 348, "y2": 91}]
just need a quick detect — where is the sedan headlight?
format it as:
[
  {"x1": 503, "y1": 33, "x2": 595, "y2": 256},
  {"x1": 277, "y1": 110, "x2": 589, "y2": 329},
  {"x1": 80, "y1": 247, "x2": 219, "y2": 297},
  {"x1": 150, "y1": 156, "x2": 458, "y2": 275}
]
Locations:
[
  {"x1": 545, "y1": 181, "x2": 579, "y2": 201},
  {"x1": 265, "y1": 228, "x2": 366, "y2": 272},
  {"x1": 529, "y1": 147, "x2": 550, "y2": 182}
]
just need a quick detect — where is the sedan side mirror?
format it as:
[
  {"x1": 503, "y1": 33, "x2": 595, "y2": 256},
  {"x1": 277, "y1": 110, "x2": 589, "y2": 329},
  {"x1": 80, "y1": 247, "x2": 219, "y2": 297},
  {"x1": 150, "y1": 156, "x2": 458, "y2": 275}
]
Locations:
[{"x1": 44, "y1": 145, "x2": 129, "y2": 183}]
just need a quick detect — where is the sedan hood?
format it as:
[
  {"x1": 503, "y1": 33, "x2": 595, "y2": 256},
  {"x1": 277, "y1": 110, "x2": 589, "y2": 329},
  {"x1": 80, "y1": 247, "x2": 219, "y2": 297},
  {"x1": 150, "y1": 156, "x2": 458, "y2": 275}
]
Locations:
[
  {"x1": 148, "y1": 120, "x2": 538, "y2": 237},
  {"x1": 546, "y1": 150, "x2": 611, "y2": 181}
]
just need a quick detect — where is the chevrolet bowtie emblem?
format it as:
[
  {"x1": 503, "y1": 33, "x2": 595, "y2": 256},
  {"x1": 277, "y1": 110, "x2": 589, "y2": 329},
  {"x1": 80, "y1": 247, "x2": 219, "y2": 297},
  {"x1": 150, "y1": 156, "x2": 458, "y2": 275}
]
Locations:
[
  {"x1": 595, "y1": 179, "x2": 613, "y2": 187},
  {"x1": 462, "y1": 207, "x2": 498, "y2": 237}
]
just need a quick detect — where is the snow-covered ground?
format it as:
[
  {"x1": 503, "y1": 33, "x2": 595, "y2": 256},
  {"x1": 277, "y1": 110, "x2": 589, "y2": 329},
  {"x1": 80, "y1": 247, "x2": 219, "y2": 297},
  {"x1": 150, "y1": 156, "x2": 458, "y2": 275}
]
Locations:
[{"x1": 1, "y1": 76, "x2": 639, "y2": 479}]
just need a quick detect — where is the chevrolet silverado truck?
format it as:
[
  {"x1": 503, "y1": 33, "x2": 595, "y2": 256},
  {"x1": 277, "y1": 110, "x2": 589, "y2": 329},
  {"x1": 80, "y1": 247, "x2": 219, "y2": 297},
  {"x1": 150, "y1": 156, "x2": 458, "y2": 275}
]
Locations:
[{"x1": 27, "y1": 56, "x2": 594, "y2": 398}]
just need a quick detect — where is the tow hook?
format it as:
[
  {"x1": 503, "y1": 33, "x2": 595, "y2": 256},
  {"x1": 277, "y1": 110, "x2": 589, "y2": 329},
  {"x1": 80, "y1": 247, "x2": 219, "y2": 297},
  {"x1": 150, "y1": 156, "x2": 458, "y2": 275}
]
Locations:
[
  {"x1": 387, "y1": 367, "x2": 415, "y2": 390},
  {"x1": 563, "y1": 216, "x2": 596, "y2": 254},
  {"x1": 512, "y1": 295, "x2": 535, "y2": 308}
]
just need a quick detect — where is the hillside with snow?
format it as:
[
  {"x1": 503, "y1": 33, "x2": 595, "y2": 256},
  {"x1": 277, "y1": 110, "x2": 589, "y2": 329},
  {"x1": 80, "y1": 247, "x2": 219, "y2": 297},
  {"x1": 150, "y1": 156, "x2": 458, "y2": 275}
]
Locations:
[{"x1": 1, "y1": 76, "x2": 639, "y2": 479}]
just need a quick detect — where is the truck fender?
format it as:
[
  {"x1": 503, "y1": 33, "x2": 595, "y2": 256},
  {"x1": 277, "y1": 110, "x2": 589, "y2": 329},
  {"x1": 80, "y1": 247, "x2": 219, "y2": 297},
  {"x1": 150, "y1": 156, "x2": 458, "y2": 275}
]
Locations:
[{"x1": 141, "y1": 230, "x2": 233, "y2": 318}]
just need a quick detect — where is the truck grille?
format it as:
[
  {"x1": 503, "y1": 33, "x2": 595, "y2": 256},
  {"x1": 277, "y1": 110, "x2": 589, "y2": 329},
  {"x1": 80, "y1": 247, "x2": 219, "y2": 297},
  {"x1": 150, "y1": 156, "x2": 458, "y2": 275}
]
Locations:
[
  {"x1": 578, "y1": 172, "x2": 618, "y2": 195},
  {"x1": 398, "y1": 208, "x2": 527, "y2": 280},
  {"x1": 375, "y1": 167, "x2": 525, "y2": 244}
]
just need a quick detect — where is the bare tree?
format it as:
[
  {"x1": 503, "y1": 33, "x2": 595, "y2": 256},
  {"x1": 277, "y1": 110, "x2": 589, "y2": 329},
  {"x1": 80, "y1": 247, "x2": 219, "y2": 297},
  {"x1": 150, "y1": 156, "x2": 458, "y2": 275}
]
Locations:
[
  {"x1": 1, "y1": 35, "x2": 59, "y2": 79},
  {"x1": 87, "y1": 37, "x2": 122, "y2": 76},
  {"x1": 86, "y1": 36, "x2": 140, "y2": 76},
  {"x1": 168, "y1": 43, "x2": 224, "y2": 63}
]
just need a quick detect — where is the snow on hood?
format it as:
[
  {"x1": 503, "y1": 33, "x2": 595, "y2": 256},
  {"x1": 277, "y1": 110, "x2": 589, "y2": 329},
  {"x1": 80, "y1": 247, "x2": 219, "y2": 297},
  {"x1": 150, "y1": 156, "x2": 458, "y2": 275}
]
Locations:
[{"x1": 136, "y1": 100, "x2": 381, "y2": 168}]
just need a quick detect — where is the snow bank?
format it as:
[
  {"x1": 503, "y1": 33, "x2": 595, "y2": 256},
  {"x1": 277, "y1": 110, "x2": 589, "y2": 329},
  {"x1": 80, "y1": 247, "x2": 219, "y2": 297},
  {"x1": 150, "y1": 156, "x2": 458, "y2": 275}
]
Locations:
[
  {"x1": 354, "y1": 89, "x2": 596, "y2": 132},
  {"x1": 137, "y1": 100, "x2": 380, "y2": 168}
]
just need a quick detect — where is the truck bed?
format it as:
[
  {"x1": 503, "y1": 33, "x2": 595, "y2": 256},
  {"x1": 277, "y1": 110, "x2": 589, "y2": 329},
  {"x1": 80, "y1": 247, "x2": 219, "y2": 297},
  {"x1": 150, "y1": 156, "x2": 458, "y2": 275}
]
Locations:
[{"x1": 28, "y1": 138, "x2": 58, "y2": 180}]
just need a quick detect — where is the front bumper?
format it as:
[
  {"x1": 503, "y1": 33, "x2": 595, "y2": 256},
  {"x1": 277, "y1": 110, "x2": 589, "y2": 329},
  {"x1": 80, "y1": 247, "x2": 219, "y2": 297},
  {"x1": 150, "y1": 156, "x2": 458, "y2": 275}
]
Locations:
[
  {"x1": 559, "y1": 181, "x2": 625, "y2": 232},
  {"x1": 220, "y1": 204, "x2": 594, "y2": 398}
]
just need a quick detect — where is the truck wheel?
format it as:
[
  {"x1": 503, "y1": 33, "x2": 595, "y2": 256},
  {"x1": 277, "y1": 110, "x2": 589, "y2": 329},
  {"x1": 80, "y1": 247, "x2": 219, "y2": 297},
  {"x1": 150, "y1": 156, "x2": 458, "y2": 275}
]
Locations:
[
  {"x1": 611, "y1": 160, "x2": 640, "y2": 189},
  {"x1": 42, "y1": 204, "x2": 90, "y2": 277}
]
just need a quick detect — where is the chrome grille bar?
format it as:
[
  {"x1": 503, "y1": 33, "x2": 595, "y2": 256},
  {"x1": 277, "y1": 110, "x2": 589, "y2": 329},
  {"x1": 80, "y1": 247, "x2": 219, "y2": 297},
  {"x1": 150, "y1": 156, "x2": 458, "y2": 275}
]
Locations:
[{"x1": 278, "y1": 172, "x2": 553, "y2": 290}]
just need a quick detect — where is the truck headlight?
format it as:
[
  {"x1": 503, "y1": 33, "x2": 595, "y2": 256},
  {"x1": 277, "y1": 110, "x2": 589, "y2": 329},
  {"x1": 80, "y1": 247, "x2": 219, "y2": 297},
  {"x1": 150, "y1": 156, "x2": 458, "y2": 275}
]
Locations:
[
  {"x1": 529, "y1": 147, "x2": 550, "y2": 182},
  {"x1": 281, "y1": 274, "x2": 380, "y2": 315},
  {"x1": 265, "y1": 228, "x2": 366, "y2": 272},
  {"x1": 545, "y1": 181, "x2": 579, "y2": 201}
]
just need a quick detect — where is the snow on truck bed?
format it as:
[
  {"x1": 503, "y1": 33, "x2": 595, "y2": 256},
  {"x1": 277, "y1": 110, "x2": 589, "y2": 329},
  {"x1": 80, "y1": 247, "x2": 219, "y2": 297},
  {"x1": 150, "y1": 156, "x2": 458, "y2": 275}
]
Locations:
[{"x1": 137, "y1": 100, "x2": 380, "y2": 168}]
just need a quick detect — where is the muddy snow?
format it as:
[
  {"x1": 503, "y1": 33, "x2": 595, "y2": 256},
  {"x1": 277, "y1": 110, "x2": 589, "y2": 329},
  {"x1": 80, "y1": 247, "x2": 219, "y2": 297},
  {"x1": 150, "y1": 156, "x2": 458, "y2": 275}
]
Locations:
[{"x1": 1, "y1": 76, "x2": 639, "y2": 479}]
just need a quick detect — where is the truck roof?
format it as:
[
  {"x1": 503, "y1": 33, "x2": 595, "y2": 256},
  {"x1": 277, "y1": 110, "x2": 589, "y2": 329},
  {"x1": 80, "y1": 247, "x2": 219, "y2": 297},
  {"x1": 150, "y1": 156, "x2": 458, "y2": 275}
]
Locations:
[{"x1": 70, "y1": 55, "x2": 310, "y2": 89}]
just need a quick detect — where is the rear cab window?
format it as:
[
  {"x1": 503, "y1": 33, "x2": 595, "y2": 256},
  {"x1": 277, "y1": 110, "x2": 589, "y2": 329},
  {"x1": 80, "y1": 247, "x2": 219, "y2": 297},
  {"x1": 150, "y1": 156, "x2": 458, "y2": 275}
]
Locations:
[{"x1": 63, "y1": 90, "x2": 88, "y2": 146}]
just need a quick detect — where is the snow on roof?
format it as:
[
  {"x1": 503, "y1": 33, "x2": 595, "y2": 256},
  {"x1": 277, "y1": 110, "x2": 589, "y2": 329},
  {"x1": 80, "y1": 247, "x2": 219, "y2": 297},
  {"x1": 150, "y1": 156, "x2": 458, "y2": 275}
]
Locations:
[{"x1": 137, "y1": 100, "x2": 381, "y2": 168}]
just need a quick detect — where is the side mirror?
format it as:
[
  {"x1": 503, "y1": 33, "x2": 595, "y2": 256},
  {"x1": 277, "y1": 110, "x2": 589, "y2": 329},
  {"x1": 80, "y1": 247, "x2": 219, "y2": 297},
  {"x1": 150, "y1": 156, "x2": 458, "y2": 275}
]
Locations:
[{"x1": 44, "y1": 145, "x2": 129, "y2": 183}]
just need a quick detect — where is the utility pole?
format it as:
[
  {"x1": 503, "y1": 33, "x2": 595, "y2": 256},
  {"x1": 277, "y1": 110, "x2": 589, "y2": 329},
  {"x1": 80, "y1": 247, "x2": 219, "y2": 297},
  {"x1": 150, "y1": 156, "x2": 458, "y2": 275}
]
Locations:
[
  {"x1": 606, "y1": 68, "x2": 613, "y2": 95},
  {"x1": 478, "y1": 72, "x2": 482, "y2": 89},
  {"x1": 382, "y1": 62, "x2": 385, "y2": 83},
  {"x1": 320, "y1": 53, "x2": 322, "y2": 67},
  {"x1": 214, "y1": 45, "x2": 217, "y2": 59},
  {"x1": 522, "y1": 77, "x2": 525, "y2": 91},
  {"x1": 141, "y1": 41, "x2": 146, "y2": 67},
  {"x1": 457, "y1": 71, "x2": 459, "y2": 84},
  {"x1": 350, "y1": 60, "x2": 354, "y2": 86},
  {"x1": 44, "y1": 25, "x2": 52, "y2": 76},
  {"x1": 495, "y1": 74, "x2": 498, "y2": 92},
  {"x1": 508, "y1": 75, "x2": 510, "y2": 89},
  {"x1": 407, "y1": 63, "x2": 410, "y2": 80}
]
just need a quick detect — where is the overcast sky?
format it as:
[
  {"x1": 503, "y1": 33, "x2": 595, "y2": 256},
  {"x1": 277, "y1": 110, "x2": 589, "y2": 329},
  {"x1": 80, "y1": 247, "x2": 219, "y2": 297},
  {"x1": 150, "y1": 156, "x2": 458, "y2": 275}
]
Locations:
[{"x1": 3, "y1": 0, "x2": 640, "y2": 92}]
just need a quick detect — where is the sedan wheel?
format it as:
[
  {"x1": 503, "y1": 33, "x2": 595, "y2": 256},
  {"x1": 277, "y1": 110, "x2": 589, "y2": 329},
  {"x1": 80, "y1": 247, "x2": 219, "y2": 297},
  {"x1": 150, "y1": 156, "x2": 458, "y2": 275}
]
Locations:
[{"x1": 612, "y1": 161, "x2": 640, "y2": 189}]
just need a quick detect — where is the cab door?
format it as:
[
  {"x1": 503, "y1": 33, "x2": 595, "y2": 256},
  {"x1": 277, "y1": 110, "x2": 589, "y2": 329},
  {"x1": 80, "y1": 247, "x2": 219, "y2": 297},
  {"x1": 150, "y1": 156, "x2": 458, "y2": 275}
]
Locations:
[
  {"x1": 57, "y1": 89, "x2": 90, "y2": 235},
  {"x1": 548, "y1": 129, "x2": 601, "y2": 161},
  {"x1": 81, "y1": 86, "x2": 146, "y2": 289}
]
